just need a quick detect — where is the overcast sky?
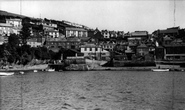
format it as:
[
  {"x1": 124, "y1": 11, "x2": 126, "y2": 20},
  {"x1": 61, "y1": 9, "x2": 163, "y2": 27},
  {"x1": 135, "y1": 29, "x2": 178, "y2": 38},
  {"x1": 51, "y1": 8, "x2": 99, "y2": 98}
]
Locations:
[{"x1": 0, "y1": 0, "x2": 185, "y2": 33}]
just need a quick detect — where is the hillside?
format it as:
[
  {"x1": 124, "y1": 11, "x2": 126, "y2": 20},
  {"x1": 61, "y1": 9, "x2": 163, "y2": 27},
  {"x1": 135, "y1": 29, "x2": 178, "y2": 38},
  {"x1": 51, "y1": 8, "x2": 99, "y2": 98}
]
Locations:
[
  {"x1": 0, "y1": 10, "x2": 92, "y2": 30},
  {"x1": 0, "y1": 10, "x2": 27, "y2": 18}
]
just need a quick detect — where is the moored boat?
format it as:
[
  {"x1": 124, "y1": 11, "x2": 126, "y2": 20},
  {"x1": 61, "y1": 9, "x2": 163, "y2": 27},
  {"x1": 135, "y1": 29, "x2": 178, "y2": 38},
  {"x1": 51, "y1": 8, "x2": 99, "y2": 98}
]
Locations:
[
  {"x1": 0, "y1": 72, "x2": 14, "y2": 76},
  {"x1": 47, "y1": 69, "x2": 55, "y2": 72},
  {"x1": 85, "y1": 59, "x2": 107, "y2": 66},
  {"x1": 33, "y1": 70, "x2": 38, "y2": 72},
  {"x1": 151, "y1": 68, "x2": 170, "y2": 72}
]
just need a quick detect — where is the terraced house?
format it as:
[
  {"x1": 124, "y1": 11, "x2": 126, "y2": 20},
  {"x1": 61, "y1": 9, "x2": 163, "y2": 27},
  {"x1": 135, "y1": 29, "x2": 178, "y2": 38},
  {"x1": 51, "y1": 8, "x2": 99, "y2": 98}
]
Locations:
[{"x1": 65, "y1": 27, "x2": 87, "y2": 38}]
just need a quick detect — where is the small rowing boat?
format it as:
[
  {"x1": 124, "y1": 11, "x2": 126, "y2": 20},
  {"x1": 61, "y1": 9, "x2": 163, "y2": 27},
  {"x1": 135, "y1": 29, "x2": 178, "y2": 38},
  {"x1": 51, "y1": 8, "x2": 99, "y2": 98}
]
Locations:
[
  {"x1": 0, "y1": 72, "x2": 14, "y2": 76},
  {"x1": 33, "y1": 70, "x2": 38, "y2": 72},
  {"x1": 151, "y1": 68, "x2": 170, "y2": 72},
  {"x1": 47, "y1": 69, "x2": 55, "y2": 72}
]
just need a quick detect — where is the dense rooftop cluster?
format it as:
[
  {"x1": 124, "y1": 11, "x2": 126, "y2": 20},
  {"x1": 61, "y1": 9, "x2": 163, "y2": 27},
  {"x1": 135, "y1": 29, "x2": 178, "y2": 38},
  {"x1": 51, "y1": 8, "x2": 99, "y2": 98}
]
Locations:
[{"x1": 0, "y1": 10, "x2": 185, "y2": 65}]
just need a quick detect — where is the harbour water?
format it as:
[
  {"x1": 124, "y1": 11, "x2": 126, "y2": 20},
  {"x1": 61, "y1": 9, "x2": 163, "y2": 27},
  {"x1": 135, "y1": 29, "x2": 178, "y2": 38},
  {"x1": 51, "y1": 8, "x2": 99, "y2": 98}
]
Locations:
[{"x1": 0, "y1": 71, "x2": 185, "y2": 110}]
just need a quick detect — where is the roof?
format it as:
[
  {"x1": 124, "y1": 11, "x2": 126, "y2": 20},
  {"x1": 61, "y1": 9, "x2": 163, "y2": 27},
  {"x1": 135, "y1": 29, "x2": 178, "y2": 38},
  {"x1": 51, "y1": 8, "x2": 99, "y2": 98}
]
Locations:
[
  {"x1": 159, "y1": 29, "x2": 178, "y2": 34},
  {"x1": 131, "y1": 31, "x2": 148, "y2": 36},
  {"x1": 27, "y1": 38, "x2": 42, "y2": 42},
  {"x1": 60, "y1": 38, "x2": 67, "y2": 41},
  {"x1": 6, "y1": 18, "x2": 22, "y2": 22},
  {"x1": 128, "y1": 37, "x2": 142, "y2": 40},
  {"x1": 81, "y1": 43, "x2": 100, "y2": 48},
  {"x1": 128, "y1": 42, "x2": 138, "y2": 46},
  {"x1": 79, "y1": 37, "x2": 91, "y2": 41},
  {"x1": 45, "y1": 29, "x2": 59, "y2": 32},
  {"x1": 43, "y1": 24, "x2": 56, "y2": 28},
  {"x1": 67, "y1": 48, "x2": 81, "y2": 54},
  {"x1": 172, "y1": 39, "x2": 183, "y2": 43},
  {"x1": 102, "y1": 43, "x2": 116, "y2": 46},
  {"x1": 66, "y1": 27, "x2": 87, "y2": 31},
  {"x1": 66, "y1": 37, "x2": 80, "y2": 42},
  {"x1": 163, "y1": 44, "x2": 185, "y2": 47},
  {"x1": 125, "y1": 50, "x2": 134, "y2": 53},
  {"x1": 0, "y1": 23, "x2": 12, "y2": 27},
  {"x1": 163, "y1": 36, "x2": 172, "y2": 41},
  {"x1": 137, "y1": 44, "x2": 148, "y2": 48}
]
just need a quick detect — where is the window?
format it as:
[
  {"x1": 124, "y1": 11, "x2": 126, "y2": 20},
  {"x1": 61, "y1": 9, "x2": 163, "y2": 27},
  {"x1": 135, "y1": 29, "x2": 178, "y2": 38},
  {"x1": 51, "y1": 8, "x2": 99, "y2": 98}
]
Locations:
[
  {"x1": 102, "y1": 57, "x2": 106, "y2": 60},
  {"x1": 84, "y1": 48, "x2": 87, "y2": 51},
  {"x1": 90, "y1": 48, "x2": 92, "y2": 51},
  {"x1": 95, "y1": 48, "x2": 98, "y2": 51},
  {"x1": 101, "y1": 53, "x2": 106, "y2": 55}
]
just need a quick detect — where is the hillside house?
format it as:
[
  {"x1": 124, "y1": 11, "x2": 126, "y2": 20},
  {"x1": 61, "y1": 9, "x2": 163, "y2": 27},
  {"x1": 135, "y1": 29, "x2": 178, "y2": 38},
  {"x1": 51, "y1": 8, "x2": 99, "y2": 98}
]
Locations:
[
  {"x1": 65, "y1": 27, "x2": 87, "y2": 38},
  {"x1": 80, "y1": 44, "x2": 110, "y2": 61}
]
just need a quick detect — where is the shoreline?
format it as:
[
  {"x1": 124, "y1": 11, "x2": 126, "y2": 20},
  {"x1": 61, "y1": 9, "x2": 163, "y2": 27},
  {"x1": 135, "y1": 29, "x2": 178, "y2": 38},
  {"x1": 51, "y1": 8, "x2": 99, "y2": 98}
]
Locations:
[
  {"x1": 0, "y1": 64, "x2": 48, "y2": 72},
  {"x1": 89, "y1": 66, "x2": 185, "y2": 71},
  {"x1": 1, "y1": 65, "x2": 185, "y2": 72}
]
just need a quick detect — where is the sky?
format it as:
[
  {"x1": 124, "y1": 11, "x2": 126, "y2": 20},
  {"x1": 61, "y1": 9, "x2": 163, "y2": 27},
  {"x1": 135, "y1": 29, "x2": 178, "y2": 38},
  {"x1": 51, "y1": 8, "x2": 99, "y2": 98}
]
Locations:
[{"x1": 0, "y1": 0, "x2": 185, "y2": 33}]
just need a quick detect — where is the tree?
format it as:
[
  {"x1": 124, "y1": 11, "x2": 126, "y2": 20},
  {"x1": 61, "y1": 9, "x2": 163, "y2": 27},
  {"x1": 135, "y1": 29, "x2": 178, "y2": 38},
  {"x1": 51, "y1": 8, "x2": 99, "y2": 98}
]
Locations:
[
  {"x1": 0, "y1": 45, "x2": 5, "y2": 58},
  {"x1": 20, "y1": 17, "x2": 31, "y2": 45},
  {"x1": 8, "y1": 34, "x2": 19, "y2": 47}
]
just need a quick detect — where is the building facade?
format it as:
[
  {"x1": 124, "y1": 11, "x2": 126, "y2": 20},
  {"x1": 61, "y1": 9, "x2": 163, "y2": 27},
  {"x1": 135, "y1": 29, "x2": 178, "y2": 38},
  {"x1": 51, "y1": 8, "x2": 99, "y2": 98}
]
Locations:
[
  {"x1": 128, "y1": 31, "x2": 148, "y2": 44},
  {"x1": 101, "y1": 30, "x2": 110, "y2": 39},
  {"x1": 46, "y1": 37, "x2": 81, "y2": 49},
  {"x1": 136, "y1": 44, "x2": 149, "y2": 56},
  {"x1": 0, "y1": 23, "x2": 14, "y2": 36},
  {"x1": 6, "y1": 18, "x2": 22, "y2": 34},
  {"x1": 6, "y1": 18, "x2": 22, "y2": 28},
  {"x1": 65, "y1": 27, "x2": 88, "y2": 38},
  {"x1": 80, "y1": 44, "x2": 110, "y2": 60},
  {"x1": 27, "y1": 38, "x2": 44, "y2": 47}
]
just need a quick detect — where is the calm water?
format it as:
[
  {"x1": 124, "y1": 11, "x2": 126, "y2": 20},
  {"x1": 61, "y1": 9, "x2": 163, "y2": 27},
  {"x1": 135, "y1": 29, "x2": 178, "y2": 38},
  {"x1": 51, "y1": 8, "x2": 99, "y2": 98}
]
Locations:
[{"x1": 0, "y1": 71, "x2": 185, "y2": 110}]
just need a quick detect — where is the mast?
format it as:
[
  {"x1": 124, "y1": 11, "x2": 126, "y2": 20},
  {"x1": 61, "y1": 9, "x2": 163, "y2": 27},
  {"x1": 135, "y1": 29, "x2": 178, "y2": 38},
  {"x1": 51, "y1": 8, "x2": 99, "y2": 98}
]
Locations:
[
  {"x1": 20, "y1": 0, "x2": 22, "y2": 15},
  {"x1": 173, "y1": 0, "x2": 176, "y2": 27},
  {"x1": 171, "y1": 1, "x2": 176, "y2": 109},
  {"x1": 20, "y1": 0, "x2": 24, "y2": 109}
]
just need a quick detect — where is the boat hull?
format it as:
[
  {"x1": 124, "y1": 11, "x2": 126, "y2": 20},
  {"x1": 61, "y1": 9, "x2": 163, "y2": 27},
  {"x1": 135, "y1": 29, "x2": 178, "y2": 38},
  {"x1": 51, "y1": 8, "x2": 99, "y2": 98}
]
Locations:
[
  {"x1": 151, "y1": 69, "x2": 170, "y2": 72},
  {"x1": 47, "y1": 69, "x2": 55, "y2": 72},
  {"x1": 85, "y1": 59, "x2": 107, "y2": 66},
  {"x1": 0, "y1": 72, "x2": 14, "y2": 76}
]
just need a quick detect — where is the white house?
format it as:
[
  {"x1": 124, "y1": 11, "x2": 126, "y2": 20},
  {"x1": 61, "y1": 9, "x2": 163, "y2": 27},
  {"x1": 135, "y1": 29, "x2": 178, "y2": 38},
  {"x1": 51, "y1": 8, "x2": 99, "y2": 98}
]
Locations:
[
  {"x1": 0, "y1": 23, "x2": 14, "y2": 36},
  {"x1": 101, "y1": 30, "x2": 110, "y2": 39},
  {"x1": 80, "y1": 44, "x2": 110, "y2": 60},
  {"x1": 27, "y1": 38, "x2": 44, "y2": 47},
  {"x1": 6, "y1": 18, "x2": 22, "y2": 28},
  {"x1": 0, "y1": 35, "x2": 4, "y2": 45},
  {"x1": 6, "y1": 18, "x2": 22, "y2": 34},
  {"x1": 47, "y1": 29, "x2": 59, "y2": 38},
  {"x1": 65, "y1": 27, "x2": 88, "y2": 38}
]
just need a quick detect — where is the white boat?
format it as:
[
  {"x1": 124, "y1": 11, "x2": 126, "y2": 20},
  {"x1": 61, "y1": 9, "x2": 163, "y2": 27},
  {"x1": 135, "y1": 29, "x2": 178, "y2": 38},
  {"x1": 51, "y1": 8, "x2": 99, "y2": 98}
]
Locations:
[
  {"x1": 19, "y1": 71, "x2": 24, "y2": 74},
  {"x1": 151, "y1": 68, "x2": 170, "y2": 72},
  {"x1": 33, "y1": 70, "x2": 38, "y2": 72},
  {"x1": 0, "y1": 72, "x2": 14, "y2": 76},
  {"x1": 47, "y1": 69, "x2": 55, "y2": 72},
  {"x1": 85, "y1": 59, "x2": 107, "y2": 66}
]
